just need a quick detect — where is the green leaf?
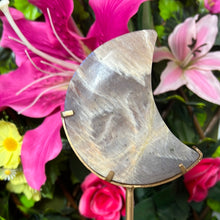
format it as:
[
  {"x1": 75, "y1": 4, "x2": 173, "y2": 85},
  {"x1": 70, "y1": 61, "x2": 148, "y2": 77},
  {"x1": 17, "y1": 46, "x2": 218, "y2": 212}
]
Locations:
[
  {"x1": 166, "y1": 105, "x2": 198, "y2": 143},
  {"x1": 72, "y1": 0, "x2": 92, "y2": 35},
  {"x1": 207, "y1": 199, "x2": 220, "y2": 212},
  {"x1": 0, "y1": 189, "x2": 9, "y2": 220},
  {"x1": 198, "y1": 139, "x2": 220, "y2": 158},
  {"x1": 0, "y1": 216, "x2": 6, "y2": 220},
  {"x1": 12, "y1": 0, "x2": 41, "y2": 20},
  {"x1": 135, "y1": 188, "x2": 152, "y2": 202},
  {"x1": 214, "y1": 13, "x2": 220, "y2": 46},
  {"x1": 195, "y1": 111, "x2": 207, "y2": 127},
  {"x1": 134, "y1": 197, "x2": 157, "y2": 220},
  {"x1": 156, "y1": 95, "x2": 206, "y2": 108},
  {"x1": 155, "y1": 25, "x2": 165, "y2": 40},
  {"x1": 138, "y1": 1, "x2": 154, "y2": 30},
  {"x1": 208, "y1": 182, "x2": 220, "y2": 202},
  {"x1": 41, "y1": 148, "x2": 72, "y2": 199},
  {"x1": 190, "y1": 200, "x2": 206, "y2": 213},
  {"x1": 159, "y1": 0, "x2": 182, "y2": 21},
  {"x1": 212, "y1": 145, "x2": 220, "y2": 158},
  {"x1": 44, "y1": 214, "x2": 71, "y2": 220},
  {"x1": 152, "y1": 182, "x2": 190, "y2": 220},
  {"x1": 19, "y1": 194, "x2": 35, "y2": 208},
  {"x1": 166, "y1": 95, "x2": 185, "y2": 103},
  {"x1": 0, "y1": 48, "x2": 17, "y2": 74}
]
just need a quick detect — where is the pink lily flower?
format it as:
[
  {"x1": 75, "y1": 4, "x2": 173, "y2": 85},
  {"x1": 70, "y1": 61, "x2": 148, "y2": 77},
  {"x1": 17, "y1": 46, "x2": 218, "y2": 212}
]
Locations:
[
  {"x1": 153, "y1": 14, "x2": 220, "y2": 105},
  {"x1": 0, "y1": 0, "x2": 147, "y2": 190},
  {"x1": 204, "y1": 0, "x2": 220, "y2": 13}
]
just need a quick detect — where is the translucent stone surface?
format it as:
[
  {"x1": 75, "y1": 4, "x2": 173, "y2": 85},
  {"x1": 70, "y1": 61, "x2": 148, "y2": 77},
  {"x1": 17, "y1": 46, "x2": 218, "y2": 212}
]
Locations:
[{"x1": 63, "y1": 30, "x2": 201, "y2": 187}]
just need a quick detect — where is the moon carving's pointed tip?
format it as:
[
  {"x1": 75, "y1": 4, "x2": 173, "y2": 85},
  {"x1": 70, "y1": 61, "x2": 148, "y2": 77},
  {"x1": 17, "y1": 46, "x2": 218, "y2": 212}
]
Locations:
[{"x1": 63, "y1": 30, "x2": 202, "y2": 187}]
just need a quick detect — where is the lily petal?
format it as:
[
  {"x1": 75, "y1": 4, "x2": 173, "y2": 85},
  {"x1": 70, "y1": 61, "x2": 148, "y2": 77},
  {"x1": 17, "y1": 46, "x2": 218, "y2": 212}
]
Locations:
[
  {"x1": 28, "y1": 0, "x2": 73, "y2": 21},
  {"x1": 0, "y1": 8, "x2": 49, "y2": 66},
  {"x1": 192, "y1": 52, "x2": 220, "y2": 71},
  {"x1": 21, "y1": 111, "x2": 63, "y2": 190},
  {"x1": 195, "y1": 14, "x2": 218, "y2": 56},
  {"x1": 0, "y1": 7, "x2": 84, "y2": 67},
  {"x1": 154, "y1": 62, "x2": 186, "y2": 95},
  {"x1": 185, "y1": 69, "x2": 220, "y2": 105},
  {"x1": 28, "y1": 0, "x2": 85, "y2": 60},
  {"x1": 0, "y1": 58, "x2": 67, "y2": 118},
  {"x1": 153, "y1": 46, "x2": 175, "y2": 63},
  {"x1": 85, "y1": 0, "x2": 147, "y2": 50},
  {"x1": 168, "y1": 16, "x2": 197, "y2": 62}
]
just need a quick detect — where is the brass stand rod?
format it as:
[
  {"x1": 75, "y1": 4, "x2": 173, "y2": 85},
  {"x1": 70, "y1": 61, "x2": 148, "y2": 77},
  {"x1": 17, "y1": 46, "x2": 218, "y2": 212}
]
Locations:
[{"x1": 126, "y1": 187, "x2": 134, "y2": 220}]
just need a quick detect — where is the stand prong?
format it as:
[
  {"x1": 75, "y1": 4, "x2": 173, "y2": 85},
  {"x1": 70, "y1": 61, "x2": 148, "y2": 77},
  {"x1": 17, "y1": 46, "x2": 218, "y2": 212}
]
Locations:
[
  {"x1": 61, "y1": 110, "x2": 74, "y2": 118},
  {"x1": 192, "y1": 146, "x2": 203, "y2": 161},
  {"x1": 105, "y1": 171, "x2": 115, "y2": 182},
  {"x1": 126, "y1": 187, "x2": 134, "y2": 220},
  {"x1": 179, "y1": 163, "x2": 187, "y2": 174}
]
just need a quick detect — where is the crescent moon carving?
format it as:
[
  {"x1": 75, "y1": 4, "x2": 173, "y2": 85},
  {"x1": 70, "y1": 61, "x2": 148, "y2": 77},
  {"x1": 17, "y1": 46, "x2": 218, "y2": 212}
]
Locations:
[{"x1": 62, "y1": 30, "x2": 202, "y2": 187}]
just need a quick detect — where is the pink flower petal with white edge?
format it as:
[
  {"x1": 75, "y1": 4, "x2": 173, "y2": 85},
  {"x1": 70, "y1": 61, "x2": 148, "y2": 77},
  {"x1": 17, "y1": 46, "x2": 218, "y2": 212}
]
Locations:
[
  {"x1": 192, "y1": 52, "x2": 220, "y2": 71},
  {"x1": 194, "y1": 14, "x2": 218, "y2": 57},
  {"x1": 185, "y1": 69, "x2": 220, "y2": 105},
  {"x1": 154, "y1": 62, "x2": 186, "y2": 95},
  {"x1": 153, "y1": 46, "x2": 175, "y2": 63},
  {"x1": 85, "y1": 0, "x2": 148, "y2": 50},
  {"x1": 168, "y1": 16, "x2": 197, "y2": 62},
  {"x1": 21, "y1": 111, "x2": 63, "y2": 190}
]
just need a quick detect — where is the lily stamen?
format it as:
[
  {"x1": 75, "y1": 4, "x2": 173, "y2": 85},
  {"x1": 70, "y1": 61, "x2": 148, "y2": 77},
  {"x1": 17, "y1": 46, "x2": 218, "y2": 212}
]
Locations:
[
  {"x1": 181, "y1": 42, "x2": 207, "y2": 68},
  {"x1": 0, "y1": 1, "x2": 79, "y2": 114},
  {"x1": 16, "y1": 51, "x2": 72, "y2": 97},
  {"x1": 40, "y1": 60, "x2": 75, "y2": 73},
  {"x1": 192, "y1": 43, "x2": 207, "y2": 56},
  {"x1": 207, "y1": 0, "x2": 215, "y2": 7},
  {"x1": 0, "y1": 0, "x2": 76, "y2": 70},
  {"x1": 25, "y1": 50, "x2": 59, "y2": 75},
  {"x1": 16, "y1": 71, "x2": 70, "y2": 96},
  {"x1": 180, "y1": 53, "x2": 194, "y2": 69},
  {"x1": 47, "y1": 8, "x2": 83, "y2": 63},
  {"x1": 8, "y1": 36, "x2": 26, "y2": 45},
  {"x1": 18, "y1": 82, "x2": 69, "y2": 114}
]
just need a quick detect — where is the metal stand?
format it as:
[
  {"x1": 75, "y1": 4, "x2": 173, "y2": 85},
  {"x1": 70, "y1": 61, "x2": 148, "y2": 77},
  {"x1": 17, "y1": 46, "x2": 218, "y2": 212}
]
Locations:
[
  {"x1": 61, "y1": 111, "x2": 203, "y2": 220},
  {"x1": 126, "y1": 187, "x2": 134, "y2": 220}
]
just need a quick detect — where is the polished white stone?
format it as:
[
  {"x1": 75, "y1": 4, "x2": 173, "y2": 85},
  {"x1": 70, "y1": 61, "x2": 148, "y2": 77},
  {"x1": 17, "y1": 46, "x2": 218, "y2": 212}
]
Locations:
[{"x1": 63, "y1": 30, "x2": 201, "y2": 187}]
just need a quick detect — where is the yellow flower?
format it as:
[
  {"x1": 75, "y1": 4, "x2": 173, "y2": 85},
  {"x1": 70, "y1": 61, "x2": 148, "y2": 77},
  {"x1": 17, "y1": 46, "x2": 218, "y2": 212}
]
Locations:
[
  {"x1": 0, "y1": 167, "x2": 17, "y2": 180},
  {"x1": 6, "y1": 171, "x2": 41, "y2": 201},
  {"x1": 0, "y1": 120, "x2": 22, "y2": 168}
]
